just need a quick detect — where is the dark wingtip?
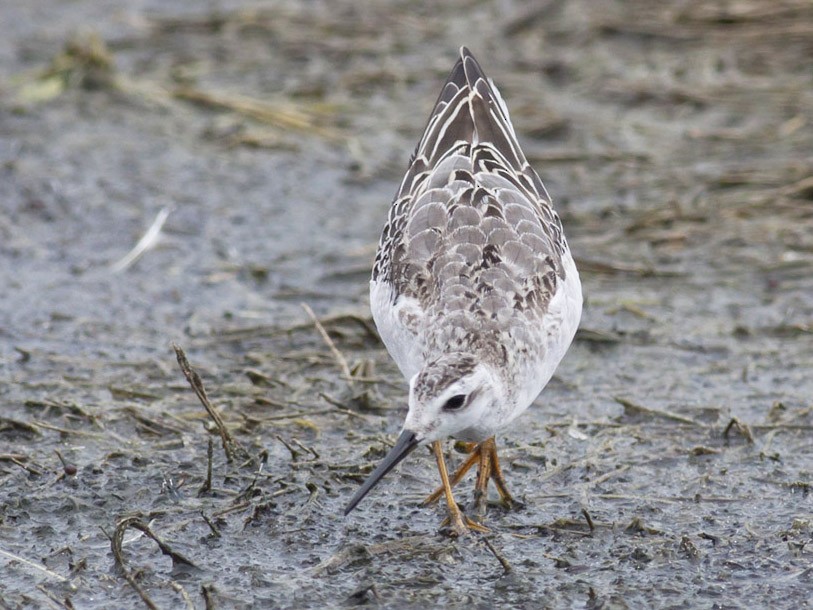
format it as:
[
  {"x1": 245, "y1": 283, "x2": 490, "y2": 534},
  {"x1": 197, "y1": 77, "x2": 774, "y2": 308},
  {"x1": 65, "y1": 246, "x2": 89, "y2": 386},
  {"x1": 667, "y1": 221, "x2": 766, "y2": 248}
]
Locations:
[{"x1": 344, "y1": 430, "x2": 419, "y2": 516}]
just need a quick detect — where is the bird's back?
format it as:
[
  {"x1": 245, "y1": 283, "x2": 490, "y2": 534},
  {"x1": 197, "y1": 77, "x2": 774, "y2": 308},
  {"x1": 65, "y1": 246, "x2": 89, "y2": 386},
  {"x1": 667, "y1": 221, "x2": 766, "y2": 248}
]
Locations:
[{"x1": 371, "y1": 47, "x2": 580, "y2": 385}]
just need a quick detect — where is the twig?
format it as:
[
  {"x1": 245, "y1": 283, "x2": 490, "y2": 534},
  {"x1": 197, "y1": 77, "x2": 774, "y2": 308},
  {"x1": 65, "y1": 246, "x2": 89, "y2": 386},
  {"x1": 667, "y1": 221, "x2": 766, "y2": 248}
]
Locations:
[
  {"x1": 5, "y1": 456, "x2": 43, "y2": 476},
  {"x1": 54, "y1": 450, "x2": 78, "y2": 476},
  {"x1": 211, "y1": 501, "x2": 252, "y2": 518},
  {"x1": 581, "y1": 508, "x2": 595, "y2": 532},
  {"x1": 199, "y1": 437, "x2": 214, "y2": 495},
  {"x1": 301, "y1": 303, "x2": 354, "y2": 390},
  {"x1": 292, "y1": 438, "x2": 320, "y2": 460},
  {"x1": 587, "y1": 465, "x2": 630, "y2": 487},
  {"x1": 276, "y1": 435, "x2": 301, "y2": 461},
  {"x1": 173, "y1": 86, "x2": 343, "y2": 141},
  {"x1": 172, "y1": 343, "x2": 249, "y2": 463},
  {"x1": 256, "y1": 407, "x2": 338, "y2": 421},
  {"x1": 111, "y1": 516, "x2": 198, "y2": 570},
  {"x1": 0, "y1": 416, "x2": 41, "y2": 436},
  {"x1": 202, "y1": 584, "x2": 217, "y2": 610},
  {"x1": 0, "y1": 547, "x2": 68, "y2": 582},
  {"x1": 200, "y1": 511, "x2": 221, "y2": 538},
  {"x1": 482, "y1": 537, "x2": 513, "y2": 574},
  {"x1": 724, "y1": 417, "x2": 755, "y2": 443},
  {"x1": 613, "y1": 397, "x2": 700, "y2": 426},
  {"x1": 318, "y1": 393, "x2": 372, "y2": 420},
  {"x1": 170, "y1": 581, "x2": 195, "y2": 610},
  {"x1": 680, "y1": 535, "x2": 701, "y2": 562},
  {"x1": 35, "y1": 585, "x2": 68, "y2": 610},
  {"x1": 30, "y1": 420, "x2": 129, "y2": 443},
  {"x1": 110, "y1": 207, "x2": 171, "y2": 273},
  {"x1": 0, "y1": 453, "x2": 29, "y2": 460},
  {"x1": 750, "y1": 424, "x2": 813, "y2": 431},
  {"x1": 211, "y1": 312, "x2": 379, "y2": 343},
  {"x1": 124, "y1": 406, "x2": 186, "y2": 435},
  {"x1": 312, "y1": 536, "x2": 447, "y2": 576},
  {"x1": 104, "y1": 523, "x2": 158, "y2": 610}
]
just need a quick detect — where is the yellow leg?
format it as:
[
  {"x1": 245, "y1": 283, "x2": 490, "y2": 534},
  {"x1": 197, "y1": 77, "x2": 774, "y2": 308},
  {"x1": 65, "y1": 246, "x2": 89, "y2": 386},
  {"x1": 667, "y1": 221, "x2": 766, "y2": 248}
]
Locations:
[
  {"x1": 422, "y1": 447, "x2": 480, "y2": 506},
  {"x1": 486, "y1": 438, "x2": 520, "y2": 509},
  {"x1": 424, "y1": 437, "x2": 521, "y2": 513},
  {"x1": 431, "y1": 441, "x2": 487, "y2": 536},
  {"x1": 471, "y1": 438, "x2": 494, "y2": 519}
]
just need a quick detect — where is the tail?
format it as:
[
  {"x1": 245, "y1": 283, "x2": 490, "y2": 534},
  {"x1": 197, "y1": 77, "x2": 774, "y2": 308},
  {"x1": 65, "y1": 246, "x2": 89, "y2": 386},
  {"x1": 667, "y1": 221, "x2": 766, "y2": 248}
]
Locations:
[{"x1": 407, "y1": 47, "x2": 526, "y2": 174}]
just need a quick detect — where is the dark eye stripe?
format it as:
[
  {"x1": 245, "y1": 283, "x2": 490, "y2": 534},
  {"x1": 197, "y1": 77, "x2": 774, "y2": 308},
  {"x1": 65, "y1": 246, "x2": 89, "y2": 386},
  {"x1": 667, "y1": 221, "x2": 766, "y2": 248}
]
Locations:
[{"x1": 443, "y1": 394, "x2": 467, "y2": 411}]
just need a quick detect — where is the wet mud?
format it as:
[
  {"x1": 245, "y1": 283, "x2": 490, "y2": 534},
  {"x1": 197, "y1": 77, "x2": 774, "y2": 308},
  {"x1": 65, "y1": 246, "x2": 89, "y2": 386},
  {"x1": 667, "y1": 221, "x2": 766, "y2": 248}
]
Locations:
[{"x1": 1, "y1": 1, "x2": 811, "y2": 608}]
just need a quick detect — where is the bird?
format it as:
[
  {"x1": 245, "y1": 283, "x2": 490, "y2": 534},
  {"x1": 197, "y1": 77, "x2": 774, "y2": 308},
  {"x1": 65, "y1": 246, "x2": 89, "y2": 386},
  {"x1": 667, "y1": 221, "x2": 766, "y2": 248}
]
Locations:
[{"x1": 344, "y1": 47, "x2": 582, "y2": 536}]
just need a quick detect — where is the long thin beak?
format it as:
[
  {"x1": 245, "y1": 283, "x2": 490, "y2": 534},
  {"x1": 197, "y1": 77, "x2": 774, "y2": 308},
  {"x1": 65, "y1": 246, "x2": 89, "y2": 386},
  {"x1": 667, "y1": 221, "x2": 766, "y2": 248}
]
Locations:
[{"x1": 344, "y1": 429, "x2": 419, "y2": 515}]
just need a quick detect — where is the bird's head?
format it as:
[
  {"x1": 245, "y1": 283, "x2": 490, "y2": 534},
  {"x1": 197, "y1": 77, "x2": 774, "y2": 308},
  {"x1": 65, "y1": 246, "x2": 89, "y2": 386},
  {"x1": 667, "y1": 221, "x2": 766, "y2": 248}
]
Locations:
[
  {"x1": 344, "y1": 354, "x2": 504, "y2": 515},
  {"x1": 404, "y1": 353, "x2": 503, "y2": 443}
]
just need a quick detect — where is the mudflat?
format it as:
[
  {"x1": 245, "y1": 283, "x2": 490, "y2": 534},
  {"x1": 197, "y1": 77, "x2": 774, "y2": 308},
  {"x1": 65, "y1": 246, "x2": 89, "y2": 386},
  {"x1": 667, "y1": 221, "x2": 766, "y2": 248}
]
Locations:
[{"x1": 1, "y1": 1, "x2": 811, "y2": 608}]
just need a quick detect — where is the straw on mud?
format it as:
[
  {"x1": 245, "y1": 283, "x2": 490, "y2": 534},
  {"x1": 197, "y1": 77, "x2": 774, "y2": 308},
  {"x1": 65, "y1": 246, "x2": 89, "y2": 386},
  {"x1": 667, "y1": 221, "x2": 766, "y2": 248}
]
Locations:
[
  {"x1": 110, "y1": 207, "x2": 171, "y2": 273},
  {"x1": 124, "y1": 406, "x2": 186, "y2": 435},
  {"x1": 723, "y1": 417, "x2": 755, "y2": 443},
  {"x1": 301, "y1": 303, "x2": 355, "y2": 391},
  {"x1": 312, "y1": 536, "x2": 451, "y2": 576},
  {"x1": 200, "y1": 511, "x2": 221, "y2": 538},
  {"x1": 54, "y1": 449, "x2": 77, "y2": 476},
  {"x1": 0, "y1": 416, "x2": 41, "y2": 436},
  {"x1": 0, "y1": 455, "x2": 42, "y2": 476},
  {"x1": 173, "y1": 87, "x2": 343, "y2": 141},
  {"x1": 201, "y1": 584, "x2": 217, "y2": 610},
  {"x1": 172, "y1": 343, "x2": 249, "y2": 463},
  {"x1": 605, "y1": 302, "x2": 657, "y2": 321},
  {"x1": 30, "y1": 420, "x2": 129, "y2": 443},
  {"x1": 24, "y1": 397, "x2": 98, "y2": 419},
  {"x1": 680, "y1": 535, "x2": 702, "y2": 562},
  {"x1": 575, "y1": 257, "x2": 682, "y2": 278},
  {"x1": 211, "y1": 502, "x2": 252, "y2": 519},
  {"x1": 107, "y1": 517, "x2": 198, "y2": 610},
  {"x1": 276, "y1": 434, "x2": 301, "y2": 461},
  {"x1": 613, "y1": 397, "x2": 700, "y2": 426},
  {"x1": 111, "y1": 386, "x2": 162, "y2": 401},
  {"x1": 690, "y1": 446, "x2": 721, "y2": 456},
  {"x1": 292, "y1": 438, "x2": 320, "y2": 460},
  {"x1": 581, "y1": 508, "x2": 595, "y2": 532},
  {"x1": 36, "y1": 584, "x2": 72, "y2": 609},
  {"x1": 212, "y1": 312, "x2": 380, "y2": 343},
  {"x1": 199, "y1": 437, "x2": 214, "y2": 495},
  {"x1": 318, "y1": 393, "x2": 372, "y2": 420},
  {"x1": 586, "y1": 464, "x2": 630, "y2": 487},
  {"x1": 170, "y1": 582, "x2": 196, "y2": 610},
  {"x1": 244, "y1": 368, "x2": 281, "y2": 387},
  {"x1": 0, "y1": 547, "x2": 68, "y2": 583},
  {"x1": 575, "y1": 328, "x2": 622, "y2": 344},
  {"x1": 482, "y1": 537, "x2": 513, "y2": 574},
  {"x1": 112, "y1": 516, "x2": 198, "y2": 568},
  {"x1": 105, "y1": 523, "x2": 158, "y2": 610}
]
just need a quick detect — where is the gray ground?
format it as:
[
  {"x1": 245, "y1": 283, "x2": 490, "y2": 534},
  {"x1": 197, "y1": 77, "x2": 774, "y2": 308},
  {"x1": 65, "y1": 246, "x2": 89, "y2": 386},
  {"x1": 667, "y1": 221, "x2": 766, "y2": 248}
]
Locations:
[{"x1": 1, "y1": 1, "x2": 812, "y2": 608}]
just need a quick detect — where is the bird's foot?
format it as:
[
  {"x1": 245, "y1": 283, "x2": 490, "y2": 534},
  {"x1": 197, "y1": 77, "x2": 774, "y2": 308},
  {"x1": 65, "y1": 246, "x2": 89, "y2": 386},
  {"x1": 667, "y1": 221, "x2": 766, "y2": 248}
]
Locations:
[
  {"x1": 439, "y1": 511, "x2": 489, "y2": 537},
  {"x1": 498, "y1": 493, "x2": 525, "y2": 512}
]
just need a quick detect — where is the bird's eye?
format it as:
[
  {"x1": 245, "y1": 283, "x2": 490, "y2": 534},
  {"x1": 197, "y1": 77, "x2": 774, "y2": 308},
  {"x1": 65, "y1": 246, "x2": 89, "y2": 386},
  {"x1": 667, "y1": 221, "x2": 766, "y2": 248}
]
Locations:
[{"x1": 442, "y1": 394, "x2": 467, "y2": 411}]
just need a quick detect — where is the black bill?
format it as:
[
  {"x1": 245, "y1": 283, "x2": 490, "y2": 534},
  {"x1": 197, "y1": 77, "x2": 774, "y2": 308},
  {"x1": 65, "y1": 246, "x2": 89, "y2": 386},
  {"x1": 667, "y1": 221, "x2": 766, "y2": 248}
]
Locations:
[{"x1": 344, "y1": 429, "x2": 419, "y2": 515}]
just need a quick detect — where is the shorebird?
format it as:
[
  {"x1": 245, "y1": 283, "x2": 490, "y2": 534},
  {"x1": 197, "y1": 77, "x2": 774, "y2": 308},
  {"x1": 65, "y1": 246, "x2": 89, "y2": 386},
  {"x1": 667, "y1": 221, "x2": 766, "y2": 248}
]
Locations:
[{"x1": 344, "y1": 47, "x2": 582, "y2": 536}]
